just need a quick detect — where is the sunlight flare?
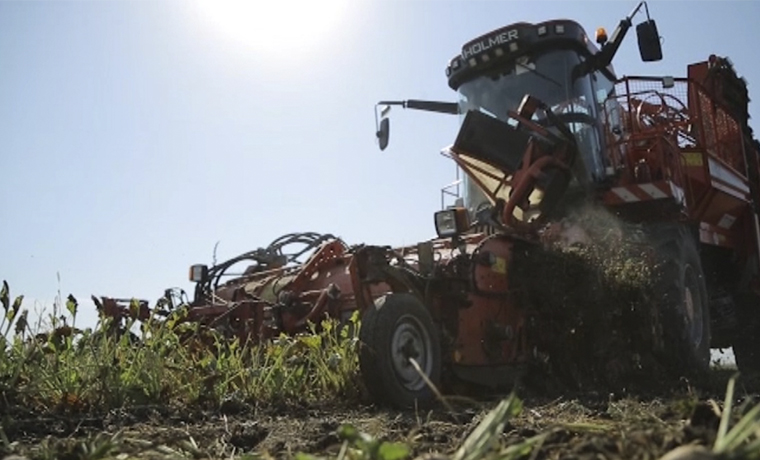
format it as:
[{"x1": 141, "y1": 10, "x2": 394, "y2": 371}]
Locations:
[{"x1": 196, "y1": 0, "x2": 350, "y2": 57}]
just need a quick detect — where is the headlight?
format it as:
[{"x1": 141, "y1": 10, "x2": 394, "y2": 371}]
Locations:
[
  {"x1": 434, "y1": 207, "x2": 470, "y2": 238},
  {"x1": 189, "y1": 264, "x2": 208, "y2": 282}
]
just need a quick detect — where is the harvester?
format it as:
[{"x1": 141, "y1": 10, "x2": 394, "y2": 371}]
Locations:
[{"x1": 99, "y1": 2, "x2": 760, "y2": 407}]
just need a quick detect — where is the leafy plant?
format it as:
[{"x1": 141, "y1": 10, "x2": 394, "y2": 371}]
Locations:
[
  {"x1": 660, "y1": 373, "x2": 760, "y2": 460},
  {"x1": 0, "y1": 280, "x2": 362, "y2": 414}
]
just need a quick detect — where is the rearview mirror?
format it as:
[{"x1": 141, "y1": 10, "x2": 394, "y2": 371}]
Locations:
[
  {"x1": 636, "y1": 19, "x2": 662, "y2": 62},
  {"x1": 376, "y1": 117, "x2": 390, "y2": 151}
]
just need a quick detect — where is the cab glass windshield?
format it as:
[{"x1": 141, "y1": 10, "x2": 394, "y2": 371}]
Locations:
[
  {"x1": 456, "y1": 49, "x2": 605, "y2": 213},
  {"x1": 458, "y1": 50, "x2": 594, "y2": 123}
]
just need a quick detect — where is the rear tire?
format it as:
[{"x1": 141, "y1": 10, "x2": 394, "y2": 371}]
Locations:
[
  {"x1": 650, "y1": 224, "x2": 711, "y2": 375},
  {"x1": 359, "y1": 293, "x2": 442, "y2": 409},
  {"x1": 733, "y1": 292, "x2": 760, "y2": 375}
]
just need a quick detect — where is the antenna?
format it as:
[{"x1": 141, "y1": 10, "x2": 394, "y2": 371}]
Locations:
[{"x1": 212, "y1": 241, "x2": 220, "y2": 266}]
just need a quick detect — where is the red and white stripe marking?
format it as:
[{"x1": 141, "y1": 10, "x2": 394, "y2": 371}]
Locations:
[{"x1": 605, "y1": 181, "x2": 685, "y2": 205}]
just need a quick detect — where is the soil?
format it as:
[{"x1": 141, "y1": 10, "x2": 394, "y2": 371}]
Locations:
[{"x1": 3, "y1": 369, "x2": 758, "y2": 460}]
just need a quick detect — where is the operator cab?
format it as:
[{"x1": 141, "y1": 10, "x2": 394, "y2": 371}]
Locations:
[
  {"x1": 447, "y1": 20, "x2": 620, "y2": 215},
  {"x1": 443, "y1": 0, "x2": 662, "y2": 217},
  {"x1": 374, "y1": 1, "x2": 662, "y2": 227}
]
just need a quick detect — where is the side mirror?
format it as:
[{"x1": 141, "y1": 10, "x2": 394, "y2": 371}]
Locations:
[
  {"x1": 636, "y1": 19, "x2": 662, "y2": 62},
  {"x1": 376, "y1": 117, "x2": 390, "y2": 151}
]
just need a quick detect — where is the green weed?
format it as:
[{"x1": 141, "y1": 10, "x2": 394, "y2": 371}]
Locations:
[{"x1": 0, "y1": 280, "x2": 361, "y2": 415}]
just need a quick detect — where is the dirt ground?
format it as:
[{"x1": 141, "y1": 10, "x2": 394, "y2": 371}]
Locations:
[{"x1": 3, "y1": 369, "x2": 757, "y2": 460}]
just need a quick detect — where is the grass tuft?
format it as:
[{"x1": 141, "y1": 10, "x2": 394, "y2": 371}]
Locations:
[{"x1": 0, "y1": 281, "x2": 361, "y2": 416}]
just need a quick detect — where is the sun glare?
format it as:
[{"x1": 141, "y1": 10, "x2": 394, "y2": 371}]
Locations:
[{"x1": 196, "y1": 0, "x2": 350, "y2": 58}]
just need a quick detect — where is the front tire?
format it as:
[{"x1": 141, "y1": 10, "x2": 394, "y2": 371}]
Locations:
[{"x1": 359, "y1": 293, "x2": 442, "y2": 409}]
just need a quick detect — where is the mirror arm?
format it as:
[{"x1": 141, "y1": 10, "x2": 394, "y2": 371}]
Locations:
[
  {"x1": 578, "y1": 0, "x2": 651, "y2": 76},
  {"x1": 594, "y1": 16, "x2": 633, "y2": 69},
  {"x1": 377, "y1": 100, "x2": 459, "y2": 115},
  {"x1": 404, "y1": 100, "x2": 460, "y2": 115},
  {"x1": 374, "y1": 99, "x2": 459, "y2": 151}
]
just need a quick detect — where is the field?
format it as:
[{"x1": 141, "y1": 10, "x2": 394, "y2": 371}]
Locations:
[
  {"x1": 4, "y1": 376, "x2": 758, "y2": 460},
  {"x1": 2, "y1": 279, "x2": 760, "y2": 460}
]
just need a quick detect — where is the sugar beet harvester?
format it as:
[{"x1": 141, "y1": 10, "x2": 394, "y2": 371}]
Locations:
[{"x1": 98, "y1": 2, "x2": 760, "y2": 408}]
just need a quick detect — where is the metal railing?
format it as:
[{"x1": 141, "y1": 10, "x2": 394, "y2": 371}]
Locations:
[{"x1": 602, "y1": 76, "x2": 747, "y2": 178}]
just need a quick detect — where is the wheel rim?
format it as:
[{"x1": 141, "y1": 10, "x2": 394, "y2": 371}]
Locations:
[
  {"x1": 390, "y1": 314, "x2": 433, "y2": 392},
  {"x1": 683, "y1": 265, "x2": 705, "y2": 348}
]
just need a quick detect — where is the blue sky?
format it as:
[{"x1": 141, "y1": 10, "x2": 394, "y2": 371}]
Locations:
[{"x1": 2, "y1": 0, "x2": 759, "y2": 329}]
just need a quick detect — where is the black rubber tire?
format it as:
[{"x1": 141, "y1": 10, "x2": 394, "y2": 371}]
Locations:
[
  {"x1": 359, "y1": 293, "x2": 442, "y2": 409},
  {"x1": 732, "y1": 292, "x2": 760, "y2": 375},
  {"x1": 649, "y1": 224, "x2": 711, "y2": 375}
]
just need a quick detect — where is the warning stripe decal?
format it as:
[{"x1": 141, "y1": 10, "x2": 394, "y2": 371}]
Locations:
[{"x1": 605, "y1": 181, "x2": 683, "y2": 205}]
